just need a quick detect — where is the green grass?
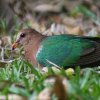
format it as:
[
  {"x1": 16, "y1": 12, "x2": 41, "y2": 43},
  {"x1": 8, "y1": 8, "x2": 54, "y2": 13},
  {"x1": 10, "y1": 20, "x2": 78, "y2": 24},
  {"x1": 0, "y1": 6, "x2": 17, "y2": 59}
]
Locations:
[{"x1": 0, "y1": 58, "x2": 100, "y2": 100}]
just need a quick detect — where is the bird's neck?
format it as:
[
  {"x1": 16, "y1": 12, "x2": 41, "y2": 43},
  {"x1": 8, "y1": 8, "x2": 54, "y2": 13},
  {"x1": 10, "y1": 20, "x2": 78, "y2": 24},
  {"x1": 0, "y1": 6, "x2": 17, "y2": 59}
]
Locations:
[{"x1": 23, "y1": 34, "x2": 46, "y2": 67}]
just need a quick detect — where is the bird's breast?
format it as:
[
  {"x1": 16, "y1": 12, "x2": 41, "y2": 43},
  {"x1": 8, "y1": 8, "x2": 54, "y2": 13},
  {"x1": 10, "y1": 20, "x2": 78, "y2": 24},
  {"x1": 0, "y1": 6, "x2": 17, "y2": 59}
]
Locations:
[{"x1": 24, "y1": 45, "x2": 39, "y2": 67}]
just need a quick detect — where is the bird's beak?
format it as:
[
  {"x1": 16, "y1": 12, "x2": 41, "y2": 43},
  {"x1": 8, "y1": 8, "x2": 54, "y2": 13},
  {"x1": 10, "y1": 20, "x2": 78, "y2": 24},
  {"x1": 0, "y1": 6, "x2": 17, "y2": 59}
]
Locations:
[{"x1": 12, "y1": 39, "x2": 20, "y2": 50}]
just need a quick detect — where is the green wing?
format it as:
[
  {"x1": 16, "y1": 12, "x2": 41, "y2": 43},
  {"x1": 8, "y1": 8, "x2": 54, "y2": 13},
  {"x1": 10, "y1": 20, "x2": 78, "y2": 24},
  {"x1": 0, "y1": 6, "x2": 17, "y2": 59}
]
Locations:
[{"x1": 36, "y1": 35, "x2": 95, "y2": 67}]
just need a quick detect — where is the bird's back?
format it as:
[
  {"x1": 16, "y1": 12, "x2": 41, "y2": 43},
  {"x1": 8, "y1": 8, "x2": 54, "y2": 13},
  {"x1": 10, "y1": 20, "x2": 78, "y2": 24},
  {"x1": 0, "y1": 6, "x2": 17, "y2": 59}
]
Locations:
[{"x1": 36, "y1": 34, "x2": 100, "y2": 68}]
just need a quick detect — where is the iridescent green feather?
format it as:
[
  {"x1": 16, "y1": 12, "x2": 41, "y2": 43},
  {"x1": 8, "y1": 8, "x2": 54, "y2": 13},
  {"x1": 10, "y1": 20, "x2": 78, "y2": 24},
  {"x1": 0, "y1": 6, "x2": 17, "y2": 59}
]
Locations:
[{"x1": 36, "y1": 34, "x2": 95, "y2": 67}]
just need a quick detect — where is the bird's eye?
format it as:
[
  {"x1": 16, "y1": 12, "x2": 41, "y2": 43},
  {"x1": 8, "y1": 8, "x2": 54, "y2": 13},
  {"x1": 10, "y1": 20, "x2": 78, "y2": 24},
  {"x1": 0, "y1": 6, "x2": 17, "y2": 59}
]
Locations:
[{"x1": 20, "y1": 33, "x2": 26, "y2": 37}]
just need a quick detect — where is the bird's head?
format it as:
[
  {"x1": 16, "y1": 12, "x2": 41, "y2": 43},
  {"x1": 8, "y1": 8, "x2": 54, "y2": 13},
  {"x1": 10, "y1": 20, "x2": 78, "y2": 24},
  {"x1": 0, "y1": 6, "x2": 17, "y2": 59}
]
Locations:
[{"x1": 12, "y1": 28, "x2": 41, "y2": 50}]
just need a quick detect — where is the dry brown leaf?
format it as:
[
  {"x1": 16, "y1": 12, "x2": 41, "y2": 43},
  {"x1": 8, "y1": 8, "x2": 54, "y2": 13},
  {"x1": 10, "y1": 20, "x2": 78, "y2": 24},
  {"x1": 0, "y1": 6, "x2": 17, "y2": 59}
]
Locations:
[
  {"x1": 38, "y1": 75, "x2": 68, "y2": 100},
  {"x1": 63, "y1": 17, "x2": 78, "y2": 27},
  {"x1": 42, "y1": 23, "x2": 67, "y2": 36},
  {"x1": 31, "y1": 20, "x2": 46, "y2": 33},
  {"x1": 96, "y1": 26, "x2": 100, "y2": 35},
  {"x1": 53, "y1": 75, "x2": 68, "y2": 100},
  {"x1": 66, "y1": 26, "x2": 84, "y2": 35},
  {"x1": 34, "y1": 4, "x2": 61, "y2": 13},
  {"x1": 38, "y1": 75, "x2": 69, "y2": 100},
  {"x1": 43, "y1": 23, "x2": 84, "y2": 36},
  {"x1": 0, "y1": 36, "x2": 11, "y2": 47}
]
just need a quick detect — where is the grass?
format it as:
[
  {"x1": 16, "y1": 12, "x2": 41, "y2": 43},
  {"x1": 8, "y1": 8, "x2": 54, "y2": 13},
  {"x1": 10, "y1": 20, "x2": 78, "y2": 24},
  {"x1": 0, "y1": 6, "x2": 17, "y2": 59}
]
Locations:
[{"x1": 0, "y1": 58, "x2": 100, "y2": 100}]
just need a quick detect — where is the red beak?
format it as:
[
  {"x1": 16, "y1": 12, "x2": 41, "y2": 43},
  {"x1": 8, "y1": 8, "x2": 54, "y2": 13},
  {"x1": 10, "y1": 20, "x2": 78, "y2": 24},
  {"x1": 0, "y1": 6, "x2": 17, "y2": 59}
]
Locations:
[
  {"x1": 12, "y1": 38, "x2": 20, "y2": 50},
  {"x1": 12, "y1": 42, "x2": 19, "y2": 50}
]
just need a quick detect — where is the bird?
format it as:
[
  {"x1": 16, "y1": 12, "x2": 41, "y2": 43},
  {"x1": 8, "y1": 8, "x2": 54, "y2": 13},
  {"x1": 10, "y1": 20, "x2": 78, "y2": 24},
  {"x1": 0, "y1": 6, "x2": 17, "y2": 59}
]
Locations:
[{"x1": 12, "y1": 28, "x2": 100, "y2": 68}]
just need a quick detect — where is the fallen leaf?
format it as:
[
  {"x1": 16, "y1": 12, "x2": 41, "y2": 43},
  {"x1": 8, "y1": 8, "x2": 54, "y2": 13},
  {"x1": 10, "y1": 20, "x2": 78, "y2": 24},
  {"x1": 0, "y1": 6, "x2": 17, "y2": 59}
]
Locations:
[
  {"x1": 43, "y1": 23, "x2": 84, "y2": 36},
  {"x1": 53, "y1": 75, "x2": 68, "y2": 100},
  {"x1": 34, "y1": 4, "x2": 61, "y2": 13},
  {"x1": 66, "y1": 25, "x2": 84, "y2": 35}
]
